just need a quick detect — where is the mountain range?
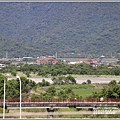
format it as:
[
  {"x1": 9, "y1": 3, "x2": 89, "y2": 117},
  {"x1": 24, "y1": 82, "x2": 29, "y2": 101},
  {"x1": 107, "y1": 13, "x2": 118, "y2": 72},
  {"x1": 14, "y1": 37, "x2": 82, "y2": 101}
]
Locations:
[{"x1": 0, "y1": 2, "x2": 120, "y2": 58}]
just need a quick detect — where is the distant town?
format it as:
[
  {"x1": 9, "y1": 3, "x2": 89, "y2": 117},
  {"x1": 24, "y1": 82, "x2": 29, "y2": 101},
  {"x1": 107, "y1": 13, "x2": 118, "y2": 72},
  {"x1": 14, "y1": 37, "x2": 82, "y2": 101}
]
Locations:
[{"x1": 0, "y1": 54, "x2": 120, "y2": 69}]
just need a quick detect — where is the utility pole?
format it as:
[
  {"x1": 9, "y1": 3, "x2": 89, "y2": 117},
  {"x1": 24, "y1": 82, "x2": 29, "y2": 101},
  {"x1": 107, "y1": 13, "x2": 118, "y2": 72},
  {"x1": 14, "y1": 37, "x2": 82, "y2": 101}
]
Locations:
[
  {"x1": 6, "y1": 51, "x2": 8, "y2": 59},
  {"x1": 55, "y1": 52, "x2": 57, "y2": 59}
]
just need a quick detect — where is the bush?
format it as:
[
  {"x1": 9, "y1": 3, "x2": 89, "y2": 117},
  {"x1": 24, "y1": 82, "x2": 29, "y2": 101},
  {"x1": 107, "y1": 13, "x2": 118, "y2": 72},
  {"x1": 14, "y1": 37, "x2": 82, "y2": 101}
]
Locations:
[
  {"x1": 87, "y1": 79, "x2": 91, "y2": 84},
  {"x1": 118, "y1": 103, "x2": 120, "y2": 108},
  {"x1": 0, "y1": 108, "x2": 9, "y2": 113},
  {"x1": 82, "y1": 82, "x2": 86, "y2": 84}
]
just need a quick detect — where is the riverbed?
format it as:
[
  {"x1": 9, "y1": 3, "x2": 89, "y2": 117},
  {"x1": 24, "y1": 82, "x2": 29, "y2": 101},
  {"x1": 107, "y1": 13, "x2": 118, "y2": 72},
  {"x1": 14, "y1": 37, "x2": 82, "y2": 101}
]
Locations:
[{"x1": 28, "y1": 77, "x2": 120, "y2": 84}]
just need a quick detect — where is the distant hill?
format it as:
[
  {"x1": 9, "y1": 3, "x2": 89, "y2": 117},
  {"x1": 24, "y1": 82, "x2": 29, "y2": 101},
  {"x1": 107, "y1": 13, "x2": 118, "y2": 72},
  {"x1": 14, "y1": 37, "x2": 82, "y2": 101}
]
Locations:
[{"x1": 0, "y1": 2, "x2": 120, "y2": 58}]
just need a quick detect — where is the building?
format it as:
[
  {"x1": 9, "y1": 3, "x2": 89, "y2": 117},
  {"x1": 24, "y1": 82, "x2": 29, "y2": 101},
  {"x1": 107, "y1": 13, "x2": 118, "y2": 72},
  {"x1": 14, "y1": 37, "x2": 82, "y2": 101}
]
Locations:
[
  {"x1": 0, "y1": 64, "x2": 6, "y2": 68},
  {"x1": 100, "y1": 58, "x2": 119, "y2": 65},
  {"x1": 36, "y1": 57, "x2": 58, "y2": 64},
  {"x1": 77, "y1": 58, "x2": 98, "y2": 65}
]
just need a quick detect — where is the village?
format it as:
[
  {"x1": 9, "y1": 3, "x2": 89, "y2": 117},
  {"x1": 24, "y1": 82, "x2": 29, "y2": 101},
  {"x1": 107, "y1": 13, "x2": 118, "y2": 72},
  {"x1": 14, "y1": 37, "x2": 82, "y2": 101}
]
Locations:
[{"x1": 0, "y1": 54, "x2": 119, "y2": 68}]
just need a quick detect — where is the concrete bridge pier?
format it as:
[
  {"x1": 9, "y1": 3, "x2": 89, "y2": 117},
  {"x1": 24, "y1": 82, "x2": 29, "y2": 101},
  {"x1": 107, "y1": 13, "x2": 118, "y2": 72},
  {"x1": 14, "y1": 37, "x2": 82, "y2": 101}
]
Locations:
[
  {"x1": 88, "y1": 108, "x2": 94, "y2": 111},
  {"x1": 47, "y1": 107, "x2": 54, "y2": 118},
  {"x1": 0, "y1": 104, "x2": 7, "y2": 109}
]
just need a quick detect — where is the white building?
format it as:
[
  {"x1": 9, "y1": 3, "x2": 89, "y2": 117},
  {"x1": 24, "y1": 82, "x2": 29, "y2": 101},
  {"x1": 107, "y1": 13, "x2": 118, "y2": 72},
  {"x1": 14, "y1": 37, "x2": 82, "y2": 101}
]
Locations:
[{"x1": 0, "y1": 64, "x2": 6, "y2": 68}]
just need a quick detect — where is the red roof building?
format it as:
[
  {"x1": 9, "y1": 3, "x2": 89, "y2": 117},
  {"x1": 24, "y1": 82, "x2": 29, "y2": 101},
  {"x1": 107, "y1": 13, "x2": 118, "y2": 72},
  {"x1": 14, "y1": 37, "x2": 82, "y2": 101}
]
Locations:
[{"x1": 36, "y1": 57, "x2": 58, "y2": 64}]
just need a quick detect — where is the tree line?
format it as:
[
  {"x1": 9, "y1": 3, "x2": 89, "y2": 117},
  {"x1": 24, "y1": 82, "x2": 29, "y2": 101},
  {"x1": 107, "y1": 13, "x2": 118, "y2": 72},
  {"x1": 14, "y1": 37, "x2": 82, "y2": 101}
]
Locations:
[{"x1": 1, "y1": 62, "x2": 120, "y2": 77}]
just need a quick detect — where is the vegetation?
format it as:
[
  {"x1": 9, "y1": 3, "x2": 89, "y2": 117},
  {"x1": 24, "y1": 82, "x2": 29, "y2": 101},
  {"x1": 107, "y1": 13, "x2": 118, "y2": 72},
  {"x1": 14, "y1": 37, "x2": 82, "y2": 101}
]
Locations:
[
  {"x1": 1, "y1": 62, "x2": 120, "y2": 99},
  {"x1": 0, "y1": 74, "x2": 36, "y2": 98},
  {"x1": 0, "y1": 73, "x2": 97, "y2": 99},
  {"x1": 0, "y1": 108, "x2": 9, "y2": 113},
  {"x1": 0, "y1": 2, "x2": 120, "y2": 118},
  {"x1": 53, "y1": 114, "x2": 120, "y2": 118},
  {"x1": 90, "y1": 80, "x2": 120, "y2": 98},
  {"x1": 0, "y1": 2, "x2": 120, "y2": 58},
  {"x1": 73, "y1": 89, "x2": 101, "y2": 98},
  {"x1": 1, "y1": 63, "x2": 120, "y2": 77},
  {"x1": 52, "y1": 75, "x2": 76, "y2": 85},
  {"x1": 0, "y1": 72, "x2": 120, "y2": 118},
  {"x1": 37, "y1": 79, "x2": 50, "y2": 87}
]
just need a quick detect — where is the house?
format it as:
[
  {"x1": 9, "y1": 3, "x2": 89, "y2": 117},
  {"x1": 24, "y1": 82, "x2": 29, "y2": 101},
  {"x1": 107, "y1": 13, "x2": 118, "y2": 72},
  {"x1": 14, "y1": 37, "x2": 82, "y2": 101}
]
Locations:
[
  {"x1": 77, "y1": 58, "x2": 98, "y2": 65},
  {"x1": 0, "y1": 64, "x2": 6, "y2": 68},
  {"x1": 60, "y1": 58, "x2": 80, "y2": 64},
  {"x1": 100, "y1": 58, "x2": 119, "y2": 65},
  {"x1": 36, "y1": 57, "x2": 58, "y2": 64}
]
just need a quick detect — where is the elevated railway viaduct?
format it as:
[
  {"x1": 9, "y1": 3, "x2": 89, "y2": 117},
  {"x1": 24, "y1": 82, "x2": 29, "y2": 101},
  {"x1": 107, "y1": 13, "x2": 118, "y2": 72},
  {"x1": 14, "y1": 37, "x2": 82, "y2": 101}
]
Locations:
[
  {"x1": 0, "y1": 98, "x2": 119, "y2": 118},
  {"x1": 0, "y1": 98, "x2": 120, "y2": 109}
]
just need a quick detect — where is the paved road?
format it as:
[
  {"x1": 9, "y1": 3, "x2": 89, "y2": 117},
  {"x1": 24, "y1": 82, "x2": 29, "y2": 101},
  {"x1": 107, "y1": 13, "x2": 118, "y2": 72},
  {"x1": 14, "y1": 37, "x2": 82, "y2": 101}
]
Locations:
[{"x1": 28, "y1": 77, "x2": 120, "y2": 84}]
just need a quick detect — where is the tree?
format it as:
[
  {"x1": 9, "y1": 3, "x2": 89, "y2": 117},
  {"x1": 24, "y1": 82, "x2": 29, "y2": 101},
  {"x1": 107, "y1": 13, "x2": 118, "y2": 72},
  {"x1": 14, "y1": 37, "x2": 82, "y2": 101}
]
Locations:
[
  {"x1": 51, "y1": 77, "x2": 58, "y2": 85},
  {"x1": 46, "y1": 86, "x2": 56, "y2": 97},
  {"x1": 6, "y1": 79, "x2": 20, "y2": 98},
  {"x1": 31, "y1": 94, "x2": 39, "y2": 98},
  {"x1": 11, "y1": 70, "x2": 16, "y2": 76},
  {"x1": 66, "y1": 75, "x2": 76, "y2": 84},
  {"x1": 90, "y1": 82, "x2": 120, "y2": 98},
  {"x1": 0, "y1": 74, "x2": 5, "y2": 98},
  {"x1": 37, "y1": 79, "x2": 50, "y2": 87},
  {"x1": 82, "y1": 82, "x2": 86, "y2": 84},
  {"x1": 57, "y1": 90, "x2": 67, "y2": 98},
  {"x1": 25, "y1": 71, "x2": 31, "y2": 77},
  {"x1": 87, "y1": 79, "x2": 91, "y2": 84},
  {"x1": 109, "y1": 80, "x2": 117, "y2": 86},
  {"x1": 111, "y1": 93, "x2": 119, "y2": 98}
]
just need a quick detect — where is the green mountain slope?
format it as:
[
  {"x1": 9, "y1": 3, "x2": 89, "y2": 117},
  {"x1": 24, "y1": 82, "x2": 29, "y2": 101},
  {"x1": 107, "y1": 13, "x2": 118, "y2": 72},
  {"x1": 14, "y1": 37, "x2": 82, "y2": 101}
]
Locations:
[{"x1": 0, "y1": 2, "x2": 120, "y2": 58}]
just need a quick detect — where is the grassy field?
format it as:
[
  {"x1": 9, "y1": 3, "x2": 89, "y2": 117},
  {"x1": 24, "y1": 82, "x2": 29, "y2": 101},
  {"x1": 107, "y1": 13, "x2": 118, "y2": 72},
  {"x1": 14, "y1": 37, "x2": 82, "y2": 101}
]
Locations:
[
  {"x1": 34, "y1": 83, "x2": 103, "y2": 98},
  {"x1": 58, "y1": 84, "x2": 95, "y2": 89},
  {"x1": 57, "y1": 84, "x2": 102, "y2": 98},
  {"x1": 73, "y1": 89, "x2": 101, "y2": 98}
]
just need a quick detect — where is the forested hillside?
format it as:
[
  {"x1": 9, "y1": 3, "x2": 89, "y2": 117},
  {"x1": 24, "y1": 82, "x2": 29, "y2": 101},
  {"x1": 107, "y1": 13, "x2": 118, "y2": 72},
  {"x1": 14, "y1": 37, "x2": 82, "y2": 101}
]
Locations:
[{"x1": 0, "y1": 2, "x2": 120, "y2": 58}]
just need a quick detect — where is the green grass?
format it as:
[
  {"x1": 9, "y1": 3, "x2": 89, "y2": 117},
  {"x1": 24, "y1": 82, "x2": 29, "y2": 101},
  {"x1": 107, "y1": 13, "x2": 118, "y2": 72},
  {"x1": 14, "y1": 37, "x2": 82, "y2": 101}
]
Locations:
[
  {"x1": 73, "y1": 89, "x2": 101, "y2": 98},
  {"x1": 59, "y1": 84, "x2": 94, "y2": 90},
  {"x1": 34, "y1": 84, "x2": 102, "y2": 98},
  {"x1": 0, "y1": 108, "x2": 9, "y2": 113}
]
